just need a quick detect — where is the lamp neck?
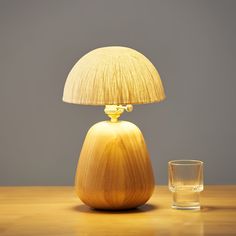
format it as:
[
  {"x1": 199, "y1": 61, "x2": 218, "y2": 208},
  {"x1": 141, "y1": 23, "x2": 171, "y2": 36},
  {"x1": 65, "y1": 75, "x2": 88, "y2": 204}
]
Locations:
[{"x1": 104, "y1": 105, "x2": 133, "y2": 122}]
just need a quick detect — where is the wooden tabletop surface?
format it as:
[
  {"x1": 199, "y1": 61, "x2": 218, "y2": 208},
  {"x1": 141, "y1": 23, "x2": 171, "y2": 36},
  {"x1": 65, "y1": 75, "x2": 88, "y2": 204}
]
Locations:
[{"x1": 0, "y1": 186, "x2": 236, "y2": 236}]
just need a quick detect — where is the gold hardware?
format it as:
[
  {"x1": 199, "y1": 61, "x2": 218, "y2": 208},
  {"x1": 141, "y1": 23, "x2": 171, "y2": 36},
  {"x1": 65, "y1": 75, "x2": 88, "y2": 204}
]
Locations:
[{"x1": 104, "y1": 105, "x2": 133, "y2": 122}]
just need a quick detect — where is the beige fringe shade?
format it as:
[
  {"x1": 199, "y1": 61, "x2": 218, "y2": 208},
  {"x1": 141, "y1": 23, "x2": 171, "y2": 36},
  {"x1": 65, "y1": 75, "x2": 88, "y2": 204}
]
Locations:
[{"x1": 63, "y1": 46, "x2": 166, "y2": 105}]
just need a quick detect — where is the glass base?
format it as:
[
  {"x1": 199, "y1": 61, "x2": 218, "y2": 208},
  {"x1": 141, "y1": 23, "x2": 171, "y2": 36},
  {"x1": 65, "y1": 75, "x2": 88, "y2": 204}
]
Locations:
[
  {"x1": 172, "y1": 203, "x2": 200, "y2": 210},
  {"x1": 172, "y1": 191, "x2": 201, "y2": 210}
]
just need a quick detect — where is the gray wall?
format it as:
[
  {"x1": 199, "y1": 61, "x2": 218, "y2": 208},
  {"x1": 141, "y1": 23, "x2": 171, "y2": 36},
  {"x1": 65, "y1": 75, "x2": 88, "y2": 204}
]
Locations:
[{"x1": 0, "y1": 0, "x2": 236, "y2": 185}]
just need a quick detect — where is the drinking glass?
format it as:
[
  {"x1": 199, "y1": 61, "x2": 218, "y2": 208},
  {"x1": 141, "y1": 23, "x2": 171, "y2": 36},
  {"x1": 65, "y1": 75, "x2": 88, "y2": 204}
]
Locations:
[{"x1": 168, "y1": 160, "x2": 204, "y2": 210}]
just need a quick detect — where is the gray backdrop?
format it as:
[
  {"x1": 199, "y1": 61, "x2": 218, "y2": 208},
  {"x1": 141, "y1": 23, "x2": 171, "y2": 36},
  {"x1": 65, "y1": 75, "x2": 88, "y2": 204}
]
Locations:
[{"x1": 0, "y1": 0, "x2": 236, "y2": 185}]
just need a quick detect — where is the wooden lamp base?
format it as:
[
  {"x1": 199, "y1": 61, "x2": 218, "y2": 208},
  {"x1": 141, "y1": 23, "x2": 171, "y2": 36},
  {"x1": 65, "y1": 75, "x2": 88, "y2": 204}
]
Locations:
[{"x1": 75, "y1": 120, "x2": 155, "y2": 210}]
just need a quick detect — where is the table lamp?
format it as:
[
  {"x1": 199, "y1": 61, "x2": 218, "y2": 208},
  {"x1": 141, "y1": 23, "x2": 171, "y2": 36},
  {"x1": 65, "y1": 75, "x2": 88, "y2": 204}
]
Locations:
[{"x1": 63, "y1": 46, "x2": 165, "y2": 210}]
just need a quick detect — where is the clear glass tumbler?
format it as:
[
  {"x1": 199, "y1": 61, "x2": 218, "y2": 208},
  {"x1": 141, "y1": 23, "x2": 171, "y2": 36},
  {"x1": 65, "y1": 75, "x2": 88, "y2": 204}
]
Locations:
[{"x1": 168, "y1": 160, "x2": 204, "y2": 210}]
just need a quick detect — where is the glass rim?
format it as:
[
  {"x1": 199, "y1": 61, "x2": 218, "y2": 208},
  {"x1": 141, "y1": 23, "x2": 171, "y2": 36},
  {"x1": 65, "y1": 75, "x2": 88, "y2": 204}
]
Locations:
[{"x1": 168, "y1": 160, "x2": 203, "y2": 165}]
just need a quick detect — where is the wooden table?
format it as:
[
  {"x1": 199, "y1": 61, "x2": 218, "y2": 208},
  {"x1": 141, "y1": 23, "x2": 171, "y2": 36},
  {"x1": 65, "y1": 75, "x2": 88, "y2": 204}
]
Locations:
[{"x1": 0, "y1": 186, "x2": 235, "y2": 235}]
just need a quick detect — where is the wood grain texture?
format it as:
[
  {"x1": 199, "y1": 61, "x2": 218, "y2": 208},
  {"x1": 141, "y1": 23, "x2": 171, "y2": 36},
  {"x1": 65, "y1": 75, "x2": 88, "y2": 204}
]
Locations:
[
  {"x1": 63, "y1": 46, "x2": 166, "y2": 105},
  {"x1": 75, "y1": 121, "x2": 155, "y2": 210},
  {"x1": 1, "y1": 186, "x2": 236, "y2": 236}
]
